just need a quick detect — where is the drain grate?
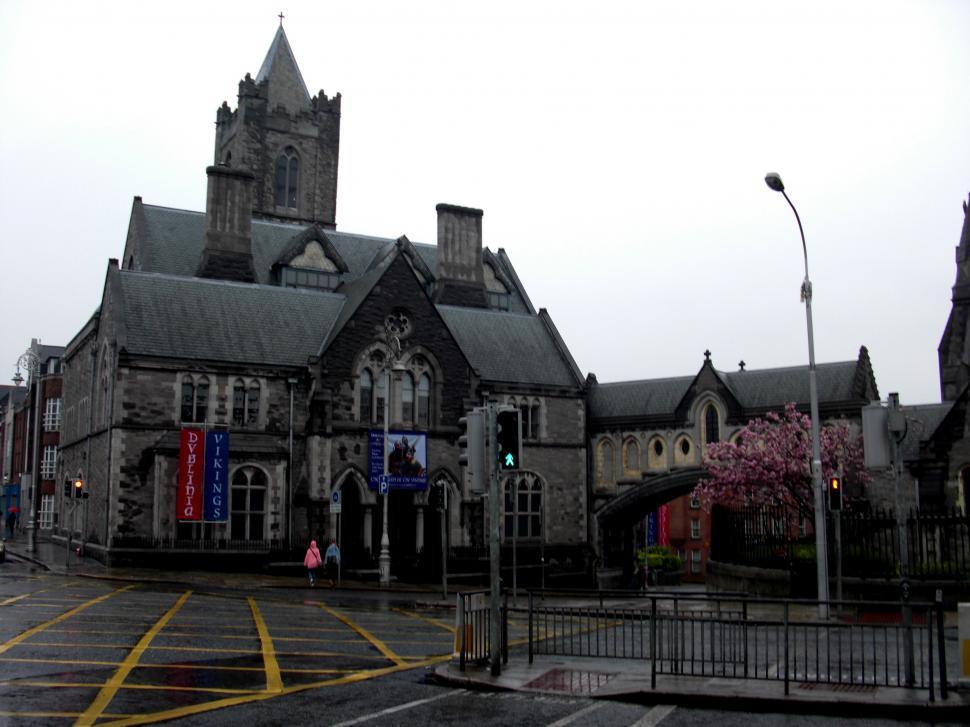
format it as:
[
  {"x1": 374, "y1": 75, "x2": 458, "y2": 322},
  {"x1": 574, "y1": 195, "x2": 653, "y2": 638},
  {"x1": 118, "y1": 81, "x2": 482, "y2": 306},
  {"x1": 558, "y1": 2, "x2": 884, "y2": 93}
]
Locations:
[
  {"x1": 525, "y1": 668, "x2": 616, "y2": 694},
  {"x1": 797, "y1": 682, "x2": 878, "y2": 693}
]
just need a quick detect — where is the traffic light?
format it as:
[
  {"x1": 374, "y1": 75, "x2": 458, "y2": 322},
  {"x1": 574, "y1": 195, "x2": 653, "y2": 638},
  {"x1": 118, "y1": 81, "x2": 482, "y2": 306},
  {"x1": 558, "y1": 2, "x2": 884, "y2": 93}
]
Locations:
[
  {"x1": 64, "y1": 478, "x2": 72, "y2": 498},
  {"x1": 496, "y1": 408, "x2": 522, "y2": 471},
  {"x1": 828, "y1": 474, "x2": 842, "y2": 511},
  {"x1": 458, "y1": 409, "x2": 486, "y2": 493},
  {"x1": 73, "y1": 478, "x2": 85, "y2": 499}
]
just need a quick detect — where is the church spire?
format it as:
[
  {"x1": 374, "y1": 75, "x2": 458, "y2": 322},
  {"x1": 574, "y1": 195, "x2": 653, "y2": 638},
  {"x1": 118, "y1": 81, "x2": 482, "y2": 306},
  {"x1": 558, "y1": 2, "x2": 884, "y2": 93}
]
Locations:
[
  {"x1": 256, "y1": 24, "x2": 311, "y2": 114},
  {"x1": 938, "y1": 194, "x2": 970, "y2": 401}
]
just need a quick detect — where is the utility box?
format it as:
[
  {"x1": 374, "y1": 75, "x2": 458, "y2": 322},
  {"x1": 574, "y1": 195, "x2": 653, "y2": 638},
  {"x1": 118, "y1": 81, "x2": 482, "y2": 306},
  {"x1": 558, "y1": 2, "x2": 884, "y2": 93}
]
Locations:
[
  {"x1": 862, "y1": 402, "x2": 890, "y2": 468},
  {"x1": 960, "y1": 602, "x2": 970, "y2": 690}
]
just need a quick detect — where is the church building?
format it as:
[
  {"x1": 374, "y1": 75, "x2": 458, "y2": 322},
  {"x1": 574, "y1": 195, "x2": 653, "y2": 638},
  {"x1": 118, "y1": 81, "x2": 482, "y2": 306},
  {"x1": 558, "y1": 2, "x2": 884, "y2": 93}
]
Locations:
[{"x1": 57, "y1": 26, "x2": 588, "y2": 572}]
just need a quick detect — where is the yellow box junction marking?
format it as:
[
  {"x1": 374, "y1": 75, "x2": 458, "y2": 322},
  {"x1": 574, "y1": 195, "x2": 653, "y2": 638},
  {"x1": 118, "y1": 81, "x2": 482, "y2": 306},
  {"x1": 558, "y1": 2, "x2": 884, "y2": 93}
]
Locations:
[
  {"x1": 94, "y1": 654, "x2": 451, "y2": 727},
  {"x1": 0, "y1": 585, "x2": 134, "y2": 656},
  {"x1": 75, "y1": 590, "x2": 192, "y2": 726},
  {"x1": 318, "y1": 603, "x2": 407, "y2": 667},
  {"x1": 248, "y1": 597, "x2": 283, "y2": 693},
  {"x1": 393, "y1": 607, "x2": 456, "y2": 634}
]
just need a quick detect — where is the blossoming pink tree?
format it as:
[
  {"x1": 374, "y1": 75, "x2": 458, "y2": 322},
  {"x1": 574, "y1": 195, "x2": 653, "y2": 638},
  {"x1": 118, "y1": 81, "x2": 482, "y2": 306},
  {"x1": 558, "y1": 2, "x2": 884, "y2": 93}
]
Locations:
[{"x1": 694, "y1": 402, "x2": 869, "y2": 518}]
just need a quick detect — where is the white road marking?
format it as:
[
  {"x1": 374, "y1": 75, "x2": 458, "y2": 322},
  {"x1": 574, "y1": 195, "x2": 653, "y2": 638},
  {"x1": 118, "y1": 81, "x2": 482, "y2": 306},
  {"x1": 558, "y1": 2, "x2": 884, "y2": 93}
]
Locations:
[
  {"x1": 631, "y1": 704, "x2": 676, "y2": 726},
  {"x1": 545, "y1": 701, "x2": 604, "y2": 726},
  {"x1": 329, "y1": 690, "x2": 464, "y2": 727}
]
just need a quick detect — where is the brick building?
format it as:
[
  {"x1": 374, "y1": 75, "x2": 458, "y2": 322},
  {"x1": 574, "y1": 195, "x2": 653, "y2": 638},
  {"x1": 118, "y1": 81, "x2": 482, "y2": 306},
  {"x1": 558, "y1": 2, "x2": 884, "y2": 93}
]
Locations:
[{"x1": 1, "y1": 341, "x2": 65, "y2": 536}]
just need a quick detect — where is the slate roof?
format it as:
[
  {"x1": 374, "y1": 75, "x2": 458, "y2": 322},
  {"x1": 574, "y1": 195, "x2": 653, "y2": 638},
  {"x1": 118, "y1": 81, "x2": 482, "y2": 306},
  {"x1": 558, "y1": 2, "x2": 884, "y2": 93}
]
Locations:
[
  {"x1": 899, "y1": 403, "x2": 953, "y2": 460},
  {"x1": 589, "y1": 359, "x2": 868, "y2": 421},
  {"x1": 589, "y1": 376, "x2": 694, "y2": 419},
  {"x1": 117, "y1": 270, "x2": 343, "y2": 367},
  {"x1": 437, "y1": 306, "x2": 579, "y2": 387},
  {"x1": 135, "y1": 204, "x2": 533, "y2": 312}
]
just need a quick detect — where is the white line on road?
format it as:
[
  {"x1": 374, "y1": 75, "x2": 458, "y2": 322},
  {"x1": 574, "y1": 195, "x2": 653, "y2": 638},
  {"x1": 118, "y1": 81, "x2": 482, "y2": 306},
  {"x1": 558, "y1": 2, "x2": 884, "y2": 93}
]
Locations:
[
  {"x1": 329, "y1": 690, "x2": 465, "y2": 727},
  {"x1": 631, "y1": 704, "x2": 676, "y2": 726},
  {"x1": 545, "y1": 701, "x2": 604, "y2": 726}
]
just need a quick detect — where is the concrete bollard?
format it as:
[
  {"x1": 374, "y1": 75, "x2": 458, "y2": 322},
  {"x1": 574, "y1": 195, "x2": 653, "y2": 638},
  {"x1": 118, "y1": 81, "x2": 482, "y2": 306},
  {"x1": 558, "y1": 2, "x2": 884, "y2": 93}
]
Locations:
[{"x1": 961, "y1": 602, "x2": 970, "y2": 690}]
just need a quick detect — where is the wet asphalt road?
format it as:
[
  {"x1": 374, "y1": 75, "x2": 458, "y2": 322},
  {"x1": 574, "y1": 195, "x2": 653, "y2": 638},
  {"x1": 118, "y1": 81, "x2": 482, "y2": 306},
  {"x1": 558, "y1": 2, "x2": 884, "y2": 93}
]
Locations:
[{"x1": 1, "y1": 556, "x2": 965, "y2": 726}]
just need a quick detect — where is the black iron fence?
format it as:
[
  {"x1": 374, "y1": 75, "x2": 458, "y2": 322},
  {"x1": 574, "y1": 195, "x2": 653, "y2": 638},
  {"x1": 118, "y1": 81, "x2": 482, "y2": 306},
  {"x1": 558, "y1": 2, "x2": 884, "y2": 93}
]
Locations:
[
  {"x1": 456, "y1": 590, "x2": 508, "y2": 671},
  {"x1": 711, "y1": 505, "x2": 970, "y2": 580},
  {"x1": 527, "y1": 590, "x2": 949, "y2": 700},
  {"x1": 110, "y1": 536, "x2": 279, "y2": 552}
]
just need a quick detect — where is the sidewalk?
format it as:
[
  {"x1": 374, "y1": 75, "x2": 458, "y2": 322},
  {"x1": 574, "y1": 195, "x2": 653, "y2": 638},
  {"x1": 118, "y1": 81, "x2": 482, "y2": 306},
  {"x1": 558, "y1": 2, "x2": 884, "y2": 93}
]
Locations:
[
  {"x1": 1, "y1": 532, "x2": 454, "y2": 603},
  {"x1": 433, "y1": 652, "x2": 970, "y2": 721}
]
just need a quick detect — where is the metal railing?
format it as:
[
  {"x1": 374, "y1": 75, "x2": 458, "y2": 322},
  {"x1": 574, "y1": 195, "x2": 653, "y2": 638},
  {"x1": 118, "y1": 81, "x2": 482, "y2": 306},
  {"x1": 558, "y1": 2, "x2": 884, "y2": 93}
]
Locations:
[
  {"x1": 110, "y1": 536, "x2": 278, "y2": 552},
  {"x1": 527, "y1": 590, "x2": 949, "y2": 700},
  {"x1": 456, "y1": 590, "x2": 508, "y2": 671}
]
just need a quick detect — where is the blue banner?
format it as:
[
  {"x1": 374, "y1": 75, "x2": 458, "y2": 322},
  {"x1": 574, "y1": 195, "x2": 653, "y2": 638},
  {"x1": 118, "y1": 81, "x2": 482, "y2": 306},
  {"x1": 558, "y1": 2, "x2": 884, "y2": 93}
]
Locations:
[
  {"x1": 647, "y1": 511, "x2": 657, "y2": 547},
  {"x1": 203, "y1": 430, "x2": 230, "y2": 521},
  {"x1": 368, "y1": 429, "x2": 428, "y2": 490}
]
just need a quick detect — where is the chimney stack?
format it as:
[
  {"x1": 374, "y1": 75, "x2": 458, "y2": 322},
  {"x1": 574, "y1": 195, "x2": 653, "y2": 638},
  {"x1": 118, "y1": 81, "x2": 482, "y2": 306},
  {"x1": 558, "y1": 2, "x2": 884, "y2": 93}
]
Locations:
[
  {"x1": 197, "y1": 165, "x2": 256, "y2": 282},
  {"x1": 434, "y1": 203, "x2": 486, "y2": 307}
]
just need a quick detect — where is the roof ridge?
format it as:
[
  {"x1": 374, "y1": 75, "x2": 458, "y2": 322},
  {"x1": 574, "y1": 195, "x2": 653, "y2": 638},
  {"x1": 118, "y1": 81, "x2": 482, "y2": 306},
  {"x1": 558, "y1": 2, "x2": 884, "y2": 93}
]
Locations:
[{"x1": 119, "y1": 268, "x2": 345, "y2": 298}]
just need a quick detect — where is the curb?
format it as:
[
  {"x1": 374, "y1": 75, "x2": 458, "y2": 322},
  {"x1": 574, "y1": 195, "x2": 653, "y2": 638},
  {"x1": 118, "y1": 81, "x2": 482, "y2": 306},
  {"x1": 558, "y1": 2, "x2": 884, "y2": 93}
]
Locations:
[{"x1": 431, "y1": 665, "x2": 970, "y2": 721}]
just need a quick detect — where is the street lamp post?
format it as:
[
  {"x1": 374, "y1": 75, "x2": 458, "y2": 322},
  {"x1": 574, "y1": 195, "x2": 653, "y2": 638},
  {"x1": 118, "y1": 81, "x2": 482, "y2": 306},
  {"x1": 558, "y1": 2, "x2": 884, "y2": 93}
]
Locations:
[
  {"x1": 13, "y1": 348, "x2": 40, "y2": 555},
  {"x1": 379, "y1": 326, "x2": 404, "y2": 587},
  {"x1": 765, "y1": 172, "x2": 830, "y2": 619}
]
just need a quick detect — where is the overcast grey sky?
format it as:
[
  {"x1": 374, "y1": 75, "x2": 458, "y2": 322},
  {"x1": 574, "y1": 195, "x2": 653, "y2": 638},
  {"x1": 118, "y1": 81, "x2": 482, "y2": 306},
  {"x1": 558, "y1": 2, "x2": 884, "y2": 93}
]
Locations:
[{"x1": 1, "y1": 1, "x2": 968, "y2": 405}]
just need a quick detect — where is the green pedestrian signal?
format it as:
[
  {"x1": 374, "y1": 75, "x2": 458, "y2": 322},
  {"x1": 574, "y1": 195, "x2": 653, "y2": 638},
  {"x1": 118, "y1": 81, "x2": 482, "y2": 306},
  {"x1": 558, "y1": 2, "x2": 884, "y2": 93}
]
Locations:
[{"x1": 496, "y1": 409, "x2": 522, "y2": 471}]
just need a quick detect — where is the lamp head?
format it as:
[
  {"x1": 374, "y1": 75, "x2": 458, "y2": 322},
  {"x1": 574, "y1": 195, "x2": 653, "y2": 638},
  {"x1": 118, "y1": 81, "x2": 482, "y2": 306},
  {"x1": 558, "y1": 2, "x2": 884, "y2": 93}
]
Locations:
[
  {"x1": 765, "y1": 172, "x2": 785, "y2": 192},
  {"x1": 12, "y1": 370, "x2": 23, "y2": 386}
]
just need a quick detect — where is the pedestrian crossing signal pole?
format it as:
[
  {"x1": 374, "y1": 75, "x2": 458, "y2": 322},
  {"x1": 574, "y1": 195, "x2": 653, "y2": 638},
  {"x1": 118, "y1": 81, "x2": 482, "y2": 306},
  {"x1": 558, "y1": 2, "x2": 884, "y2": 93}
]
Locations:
[{"x1": 488, "y1": 402, "x2": 502, "y2": 677}]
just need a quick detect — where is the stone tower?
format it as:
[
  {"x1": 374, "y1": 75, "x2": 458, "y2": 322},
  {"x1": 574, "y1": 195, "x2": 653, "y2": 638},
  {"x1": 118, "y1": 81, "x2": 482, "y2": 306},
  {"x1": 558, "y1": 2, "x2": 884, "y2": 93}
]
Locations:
[
  {"x1": 938, "y1": 194, "x2": 970, "y2": 401},
  {"x1": 214, "y1": 25, "x2": 341, "y2": 228}
]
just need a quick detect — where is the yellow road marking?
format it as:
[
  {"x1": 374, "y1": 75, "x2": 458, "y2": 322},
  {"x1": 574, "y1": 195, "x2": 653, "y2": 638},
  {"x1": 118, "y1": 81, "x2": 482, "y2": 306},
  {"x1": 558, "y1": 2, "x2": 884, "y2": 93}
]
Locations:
[
  {"x1": 393, "y1": 607, "x2": 456, "y2": 633},
  {"x1": 0, "y1": 586, "x2": 133, "y2": 656},
  {"x1": 96, "y1": 654, "x2": 452, "y2": 727},
  {"x1": 0, "y1": 657, "x2": 352, "y2": 674},
  {"x1": 0, "y1": 680, "x2": 261, "y2": 696},
  {"x1": 76, "y1": 590, "x2": 192, "y2": 727},
  {"x1": 0, "y1": 712, "x2": 133, "y2": 719},
  {"x1": 318, "y1": 603, "x2": 407, "y2": 667},
  {"x1": 248, "y1": 597, "x2": 282, "y2": 693}
]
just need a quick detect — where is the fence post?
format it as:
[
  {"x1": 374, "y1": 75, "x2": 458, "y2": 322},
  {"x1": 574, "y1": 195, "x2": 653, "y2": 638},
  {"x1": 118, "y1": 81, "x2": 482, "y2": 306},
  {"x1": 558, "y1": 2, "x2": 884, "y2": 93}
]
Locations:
[
  {"x1": 503, "y1": 589, "x2": 509, "y2": 665},
  {"x1": 650, "y1": 596, "x2": 657, "y2": 690},
  {"x1": 783, "y1": 601, "x2": 790, "y2": 696},
  {"x1": 458, "y1": 593, "x2": 466, "y2": 672},
  {"x1": 528, "y1": 591, "x2": 534, "y2": 665},
  {"x1": 936, "y1": 590, "x2": 948, "y2": 700},
  {"x1": 742, "y1": 600, "x2": 749, "y2": 679}
]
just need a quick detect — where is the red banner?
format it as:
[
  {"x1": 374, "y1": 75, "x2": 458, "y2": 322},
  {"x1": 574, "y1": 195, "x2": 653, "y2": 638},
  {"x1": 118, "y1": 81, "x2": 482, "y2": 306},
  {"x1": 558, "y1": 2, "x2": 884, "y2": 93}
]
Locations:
[
  {"x1": 178, "y1": 428, "x2": 205, "y2": 521},
  {"x1": 658, "y1": 504, "x2": 670, "y2": 546}
]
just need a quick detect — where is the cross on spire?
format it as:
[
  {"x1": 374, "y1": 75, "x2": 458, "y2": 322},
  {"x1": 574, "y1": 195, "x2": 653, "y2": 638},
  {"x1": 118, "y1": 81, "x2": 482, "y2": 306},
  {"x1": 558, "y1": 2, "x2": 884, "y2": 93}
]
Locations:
[
  {"x1": 278, "y1": 11, "x2": 285, "y2": 27},
  {"x1": 703, "y1": 349, "x2": 711, "y2": 361}
]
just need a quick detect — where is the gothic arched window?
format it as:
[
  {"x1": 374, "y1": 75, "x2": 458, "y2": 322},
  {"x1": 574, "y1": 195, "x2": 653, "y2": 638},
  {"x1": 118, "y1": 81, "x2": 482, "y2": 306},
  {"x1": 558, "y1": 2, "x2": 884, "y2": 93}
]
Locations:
[
  {"x1": 417, "y1": 373, "x2": 431, "y2": 427},
  {"x1": 401, "y1": 373, "x2": 415, "y2": 424},
  {"x1": 503, "y1": 475, "x2": 543, "y2": 539},
  {"x1": 623, "y1": 438, "x2": 640, "y2": 474},
  {"x1": 704, "y1": 404, "x2": 720, "y2": 445},
  {"x1": 275, "y1": 146, "x2": 299, "y2": 208},
  {"x1": 360, "y1": 369, "x2": 374, "y2": 423},
  {"x1": 180, "y1": 375, "x2": 209, "y2": 423},
  {"x1": 230, "y1": 466, "x2": 267, "y2": 541},
  {"x1": 598, "y1": 440, "x2": 615, "y2": 485}
]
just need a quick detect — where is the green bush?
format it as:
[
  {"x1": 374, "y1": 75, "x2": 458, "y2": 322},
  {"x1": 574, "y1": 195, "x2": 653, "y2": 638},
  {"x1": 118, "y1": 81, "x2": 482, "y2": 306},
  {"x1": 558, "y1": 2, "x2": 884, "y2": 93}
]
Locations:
[{"x1": 638, "y1": 545, "x2": 682, "y2": 572}]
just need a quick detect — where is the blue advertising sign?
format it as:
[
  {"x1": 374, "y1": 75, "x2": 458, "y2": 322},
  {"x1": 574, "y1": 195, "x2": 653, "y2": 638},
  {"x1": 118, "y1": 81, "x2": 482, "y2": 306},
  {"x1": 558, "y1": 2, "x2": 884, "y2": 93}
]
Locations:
[
  {"x1": 203, "y1": 430, "x2": 230, "y2": 521},
  {"x1": 646, "y1": 511, "x2": 658, "y2": 547},
  {"x1": 368, "y1": 429, "x2": 428, "y2": 490}
]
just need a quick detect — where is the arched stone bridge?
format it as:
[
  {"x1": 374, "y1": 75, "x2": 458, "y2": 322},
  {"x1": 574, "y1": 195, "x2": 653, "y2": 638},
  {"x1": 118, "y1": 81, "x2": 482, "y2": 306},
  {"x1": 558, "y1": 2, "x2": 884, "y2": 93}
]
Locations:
[{"x1": 594, "y1": 467, "x2": 707, "y2": 527}]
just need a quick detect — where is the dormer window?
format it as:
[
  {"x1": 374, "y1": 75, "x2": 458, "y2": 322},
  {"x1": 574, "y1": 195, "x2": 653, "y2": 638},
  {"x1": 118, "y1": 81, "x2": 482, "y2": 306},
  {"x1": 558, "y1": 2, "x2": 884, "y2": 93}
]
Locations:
[
  {"x1": 484, "y1": 263, "x2": 511, "y2": 311},
  {"x1": 281, "y1": 267, "x2": 339, "y2": 291},
  {"x1": 275, "y1": 146, "x2": 299, "y2": 209}
]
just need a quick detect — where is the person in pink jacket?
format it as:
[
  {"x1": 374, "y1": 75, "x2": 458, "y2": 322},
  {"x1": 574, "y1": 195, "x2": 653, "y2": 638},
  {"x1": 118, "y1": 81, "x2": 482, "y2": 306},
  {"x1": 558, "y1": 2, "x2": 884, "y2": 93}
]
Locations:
[{"x1": 304, "y1": 540, "x2": 322, "y2": 586}]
